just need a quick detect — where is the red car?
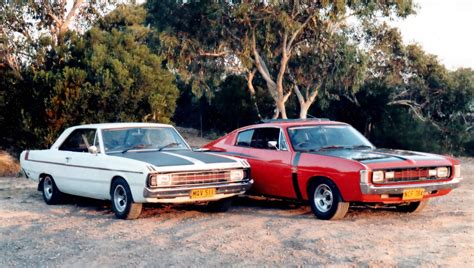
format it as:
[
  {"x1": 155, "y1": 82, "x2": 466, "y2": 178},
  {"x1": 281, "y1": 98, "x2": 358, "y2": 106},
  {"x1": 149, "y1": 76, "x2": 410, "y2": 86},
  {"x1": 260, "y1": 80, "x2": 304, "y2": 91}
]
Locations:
[{"x1": 203, "y1": 119, "x2": 462, "y2": 220}]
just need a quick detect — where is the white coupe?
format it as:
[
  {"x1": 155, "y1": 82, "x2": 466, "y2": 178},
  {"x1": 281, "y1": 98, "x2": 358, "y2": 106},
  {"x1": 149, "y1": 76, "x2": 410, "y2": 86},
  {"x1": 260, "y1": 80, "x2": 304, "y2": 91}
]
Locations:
[{"x1": 20, "y1": 123, "x2": 253, "y2": 219}]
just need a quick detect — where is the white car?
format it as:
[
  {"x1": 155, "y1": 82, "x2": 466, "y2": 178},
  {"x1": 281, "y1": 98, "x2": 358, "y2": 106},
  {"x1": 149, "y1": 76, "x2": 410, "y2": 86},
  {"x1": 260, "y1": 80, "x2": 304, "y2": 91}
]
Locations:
[{"x1": 20, "y1": 123, "x2": 252, "y2": 219}]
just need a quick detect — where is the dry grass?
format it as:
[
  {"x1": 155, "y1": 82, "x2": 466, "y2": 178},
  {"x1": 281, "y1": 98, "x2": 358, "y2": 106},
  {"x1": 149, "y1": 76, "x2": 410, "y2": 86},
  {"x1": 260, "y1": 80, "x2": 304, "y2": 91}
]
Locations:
[{"x1": 0, "y1": 151, "x2": 20, "y2": 177}]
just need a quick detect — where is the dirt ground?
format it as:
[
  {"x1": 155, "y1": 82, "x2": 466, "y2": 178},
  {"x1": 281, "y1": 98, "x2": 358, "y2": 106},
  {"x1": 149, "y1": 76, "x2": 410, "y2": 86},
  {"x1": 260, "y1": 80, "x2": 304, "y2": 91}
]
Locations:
[{"x1": 0, "y1": 158, "x2": 473, "y2": 267}]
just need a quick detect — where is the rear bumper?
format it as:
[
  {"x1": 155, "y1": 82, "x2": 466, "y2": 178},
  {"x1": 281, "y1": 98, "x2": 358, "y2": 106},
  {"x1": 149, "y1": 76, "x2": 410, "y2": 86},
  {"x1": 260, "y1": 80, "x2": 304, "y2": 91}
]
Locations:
[
  {"x1": 143, "y1": 179, "x2": 253, "y2": 202},
  {"x1": 360, "y1": 177, "x2": 462, "y2": 195}
]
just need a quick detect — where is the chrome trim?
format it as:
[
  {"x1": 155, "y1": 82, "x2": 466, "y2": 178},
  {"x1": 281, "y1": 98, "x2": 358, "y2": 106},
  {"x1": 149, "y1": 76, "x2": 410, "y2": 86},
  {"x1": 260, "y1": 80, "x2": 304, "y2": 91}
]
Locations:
[
  {"x1": 143, "y1": 179, "x2": 253, "y2": 199},
  {"x1": 360, "y1": 177, "x2": 462, "y2": 194}
]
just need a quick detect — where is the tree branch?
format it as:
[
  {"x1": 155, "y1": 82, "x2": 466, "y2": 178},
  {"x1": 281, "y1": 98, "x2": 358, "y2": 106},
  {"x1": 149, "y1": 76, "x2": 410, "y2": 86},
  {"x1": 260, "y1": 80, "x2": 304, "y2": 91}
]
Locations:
[
  {"x1": 61, "y1": 0, "x2": 85, "y2": 35},
  {"x1": 251, "y1": 27, "x2": 277, "y2": 90},
  {"x1": 287, "y1": 12, "x2": 316, "y2": 52}
]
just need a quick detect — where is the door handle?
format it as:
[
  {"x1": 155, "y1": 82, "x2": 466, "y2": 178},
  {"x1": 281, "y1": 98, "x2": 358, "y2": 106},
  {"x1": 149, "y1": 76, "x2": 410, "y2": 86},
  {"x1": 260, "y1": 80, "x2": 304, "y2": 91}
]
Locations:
[{"x1": 65, "y1": 157, "x2": 71, "y2": 162}]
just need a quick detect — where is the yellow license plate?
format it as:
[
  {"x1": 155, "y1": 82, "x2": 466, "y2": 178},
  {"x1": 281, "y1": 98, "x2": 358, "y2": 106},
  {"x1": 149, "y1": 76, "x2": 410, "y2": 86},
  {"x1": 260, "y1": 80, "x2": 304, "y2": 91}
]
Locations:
[
  {"x1": 190, "y1": 188, "x2": 216, "y2": 199},
  {"x1": 402, "y1": 188, "x2": 425, "y2": 200}
]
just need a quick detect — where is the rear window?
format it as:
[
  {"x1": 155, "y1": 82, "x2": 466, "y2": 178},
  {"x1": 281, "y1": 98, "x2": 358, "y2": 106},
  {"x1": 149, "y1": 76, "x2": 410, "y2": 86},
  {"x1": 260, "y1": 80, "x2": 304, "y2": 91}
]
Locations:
[{"x1": 236, "y1": 129, "x2": 254, "y2": 147}]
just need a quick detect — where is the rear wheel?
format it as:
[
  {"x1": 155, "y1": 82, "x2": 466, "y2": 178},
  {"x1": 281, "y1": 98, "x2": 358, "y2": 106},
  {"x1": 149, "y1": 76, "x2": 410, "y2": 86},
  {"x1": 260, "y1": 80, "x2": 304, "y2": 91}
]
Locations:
[
  {"x1": 396, "y1": 200, "x2": 428, "y2": 213},
  {"x1": 308, "y1": 179, "x2": 349, "y2": 220},
  {"x1": 111, "y1": 178, "x2": 142, "y2": 220},
  {"x1": 207, "y1": 197, "x2": 233, "y2": 212},
  {"x1": 41, "y1": 175, "x2": 62, "y2": 205}
]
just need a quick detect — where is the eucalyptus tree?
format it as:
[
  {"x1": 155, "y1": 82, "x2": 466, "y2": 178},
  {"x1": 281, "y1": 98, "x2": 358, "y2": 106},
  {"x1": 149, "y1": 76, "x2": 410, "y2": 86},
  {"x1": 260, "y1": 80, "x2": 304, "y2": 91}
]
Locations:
[
  {"x1": 0, "y1": 0, "x2": 115, "y2": 78},
  {"x1": 147, "y1": 0, "x2": 414, "y2": 119}
]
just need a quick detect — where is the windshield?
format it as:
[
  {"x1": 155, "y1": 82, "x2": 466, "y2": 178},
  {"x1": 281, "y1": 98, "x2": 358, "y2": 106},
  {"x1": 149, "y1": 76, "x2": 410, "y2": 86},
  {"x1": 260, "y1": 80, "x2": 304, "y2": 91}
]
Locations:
[
  {"x1": 102, "y1": 127, "x2": 189, "y2": 154},
  {"x1": 288, "y1": 125, "x2": 374, "y2": 152}
]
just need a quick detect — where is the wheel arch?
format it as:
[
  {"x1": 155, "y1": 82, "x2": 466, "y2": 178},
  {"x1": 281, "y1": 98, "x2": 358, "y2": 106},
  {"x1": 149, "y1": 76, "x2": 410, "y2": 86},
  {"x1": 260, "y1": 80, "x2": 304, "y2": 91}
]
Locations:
[
  {"x1": 109, "y1": 175, "x2": 135, "y2": 201},
  {"x1": 37, "y1": 173, "x2": 51, "y2": 191},
  {"x1": 305, "y1": 175, "x2": 346, "y2": 202}
]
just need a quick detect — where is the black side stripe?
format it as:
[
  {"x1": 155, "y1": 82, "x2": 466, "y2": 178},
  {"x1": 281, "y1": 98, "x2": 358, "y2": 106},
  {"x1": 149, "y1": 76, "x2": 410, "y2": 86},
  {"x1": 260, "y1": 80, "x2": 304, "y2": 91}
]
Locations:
[
  {"x1": 27, "y1": 159, "x2": 143, "y2": 174},
  {"x1": 292, "y1": 152, "x2": 303, "y2": 200},
  {"x1": 292, "y1": 173, "x2": 303, "y2": 200}
]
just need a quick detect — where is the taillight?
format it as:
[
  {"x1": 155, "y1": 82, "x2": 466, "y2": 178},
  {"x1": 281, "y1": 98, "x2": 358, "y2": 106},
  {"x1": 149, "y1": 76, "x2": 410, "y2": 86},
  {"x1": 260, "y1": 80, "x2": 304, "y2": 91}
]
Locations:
[{"x1": 24, "y1": 150, "x2": 29, "y2": 160}]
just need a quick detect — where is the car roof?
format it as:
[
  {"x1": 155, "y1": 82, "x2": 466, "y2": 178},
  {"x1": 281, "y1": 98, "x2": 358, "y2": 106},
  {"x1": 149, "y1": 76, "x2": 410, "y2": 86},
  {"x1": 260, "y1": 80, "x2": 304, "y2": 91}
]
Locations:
[
  {"x1": 70, "y1": 122, "x2": 173, "y2": 130},
  {"x1": 239, "y1": 119, "x2": 348, "y2": 130}
]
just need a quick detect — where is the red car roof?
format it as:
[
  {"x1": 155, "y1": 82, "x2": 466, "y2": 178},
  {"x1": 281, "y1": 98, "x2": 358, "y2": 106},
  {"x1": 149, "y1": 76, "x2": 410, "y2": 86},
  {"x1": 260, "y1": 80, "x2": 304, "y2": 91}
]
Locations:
[{"x1": 238, "y1": 119, "x2": 347, "y2": 130}]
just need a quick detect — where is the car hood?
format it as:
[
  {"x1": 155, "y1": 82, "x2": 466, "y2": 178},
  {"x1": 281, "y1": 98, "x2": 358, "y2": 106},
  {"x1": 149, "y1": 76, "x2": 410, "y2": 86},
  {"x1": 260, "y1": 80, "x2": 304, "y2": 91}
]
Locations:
[
  {"x1": 311, "y1": 148, "x2": 447, "y2": 165},
  {"x1": 114, "y1": 150, "x2": 239, "y2": 167}
]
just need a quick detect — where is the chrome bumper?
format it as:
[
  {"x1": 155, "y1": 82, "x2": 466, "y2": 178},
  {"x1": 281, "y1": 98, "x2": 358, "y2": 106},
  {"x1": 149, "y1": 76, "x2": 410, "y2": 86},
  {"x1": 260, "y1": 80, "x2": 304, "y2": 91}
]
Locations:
[
  {"x1": 143, "y1": 179, "x2": 253, "y2": 199},
  {"x1": 360, "y1": 177, "x2": 463, "y2": 195}
]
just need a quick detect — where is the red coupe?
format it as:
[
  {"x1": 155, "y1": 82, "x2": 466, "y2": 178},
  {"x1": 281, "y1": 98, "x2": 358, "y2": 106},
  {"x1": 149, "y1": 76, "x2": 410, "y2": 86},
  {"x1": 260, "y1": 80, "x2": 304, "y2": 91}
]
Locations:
[{"x1": 203, "y1": 119, "x2": 462, "y2": 220}]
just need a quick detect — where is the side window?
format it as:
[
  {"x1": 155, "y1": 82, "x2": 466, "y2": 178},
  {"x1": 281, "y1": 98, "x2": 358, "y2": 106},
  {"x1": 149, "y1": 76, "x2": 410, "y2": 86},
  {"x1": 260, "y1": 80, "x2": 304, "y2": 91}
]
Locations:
[
  {"x1": 250, "y1": 128, "x2": 280, "y2": 150},
  {"x1": 279, "y1": 131, "x2": 288, "y2": 151},
  {"x1": 59, "y1": 129, "x2": 96, "y2": 152},
  {"x1": 236, "y1": 129, "x2": 254, "y2": 147},
  {"x1": 93, "y1": 131, "x2": 101, "y2": 153}
]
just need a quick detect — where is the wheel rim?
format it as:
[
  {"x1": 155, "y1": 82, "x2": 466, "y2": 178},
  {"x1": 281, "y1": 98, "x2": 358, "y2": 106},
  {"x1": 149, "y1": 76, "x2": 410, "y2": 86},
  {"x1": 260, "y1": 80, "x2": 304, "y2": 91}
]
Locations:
[
  {"x1": 43, "y1": 177, "x2": 53, "y2": 200},
  {"x1": 314, "y1": 184, "x2": 333, "y2": 213},
  {"x1": 113, "y1": 185, "x2": 127, "y2": 213}
]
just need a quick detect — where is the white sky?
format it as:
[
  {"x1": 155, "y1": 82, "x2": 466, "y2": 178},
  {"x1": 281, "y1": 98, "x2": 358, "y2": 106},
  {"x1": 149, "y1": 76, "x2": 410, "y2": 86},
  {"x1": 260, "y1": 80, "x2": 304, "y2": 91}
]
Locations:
[{"x1": 391, "y1": 0, "x2": 474, "y2": 70}]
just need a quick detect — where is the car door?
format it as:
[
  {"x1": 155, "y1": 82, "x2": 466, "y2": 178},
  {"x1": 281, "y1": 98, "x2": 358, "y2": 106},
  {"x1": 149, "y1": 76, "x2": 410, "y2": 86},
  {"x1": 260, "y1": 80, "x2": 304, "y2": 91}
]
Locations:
[
  {"x1": 240, "y1": 127, "x2": 295, "y2": 198},
  {"x1": 58, "y1": 128, "x2": 107, "y2": 198}
]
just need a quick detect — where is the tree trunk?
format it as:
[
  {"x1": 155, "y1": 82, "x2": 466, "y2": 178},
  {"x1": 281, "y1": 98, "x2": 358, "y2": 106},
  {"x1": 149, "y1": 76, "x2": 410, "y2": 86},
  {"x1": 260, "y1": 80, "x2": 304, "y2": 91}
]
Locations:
[
  {"x1": 299, "y1": 102, "x2": 311, "y2": 119},
  {"x1": 276, "y1": 99, "x2": 288, "y2": 119},
  {"x1": 247, "y1": 69, "x2": 263, "y2": 121}
]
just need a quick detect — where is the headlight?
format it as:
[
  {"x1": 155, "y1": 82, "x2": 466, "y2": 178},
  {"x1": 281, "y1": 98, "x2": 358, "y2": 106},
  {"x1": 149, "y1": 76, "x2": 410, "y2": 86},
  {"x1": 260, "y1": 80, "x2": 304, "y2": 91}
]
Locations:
[
  {"x1": 436, "y1": 167, "x2": 449, "y2": 178},
  {"x1": 372, "y1": 171, "x2": 384, "y2": 183},
  {"x1": 230, "y1": 169, "x2": 244, "y2": 181},
  {"x1": 149, "y1": 174, "x2": 172, "y2": 187},
  {"x1": 385, "y1": 171, "x2": 394, "y2": 179},
  {"x1": 454, "y1": 165, "x2": 461, "y2": 178},
  {"x1": 157, "y1": 174, "x2": 172, "y2": 186},
  {"x1": 428, "y1": 169, "x2": 437, "y2": 177}
]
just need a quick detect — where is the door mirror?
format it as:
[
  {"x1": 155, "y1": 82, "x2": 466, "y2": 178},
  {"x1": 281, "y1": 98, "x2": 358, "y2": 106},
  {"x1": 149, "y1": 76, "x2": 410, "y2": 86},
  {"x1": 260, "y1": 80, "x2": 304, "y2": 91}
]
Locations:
[
  {"x1": 267, "y1": 141, "x2": 278, "y2": 150},
  {"x1": 88, "y1": 145, "x2": 98, "y2": 154}
]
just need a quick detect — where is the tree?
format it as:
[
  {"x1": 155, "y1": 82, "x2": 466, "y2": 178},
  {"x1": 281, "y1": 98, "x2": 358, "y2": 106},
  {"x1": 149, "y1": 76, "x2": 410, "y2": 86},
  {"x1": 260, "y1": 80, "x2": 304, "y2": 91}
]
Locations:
[
  {"x1": 0, "y1": 0, "x2": 113, "y2": 77},
  {"x1": 1, "y1": 4, "x2": 179, "y2": 149},
  {"x1": 147, "y1": 0, "x2": 414, "y2": 119}
]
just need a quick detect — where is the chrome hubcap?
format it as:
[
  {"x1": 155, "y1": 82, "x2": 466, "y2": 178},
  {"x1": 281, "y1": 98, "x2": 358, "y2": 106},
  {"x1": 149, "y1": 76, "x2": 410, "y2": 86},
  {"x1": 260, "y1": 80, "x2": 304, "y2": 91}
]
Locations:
[
  {"x1": 314, "y1": 184, "x2": 333, "y2": 213},
  {"x1": 114, "y1": 185, "x2": 127, "y2": 213},
  {"x1": 43, "y1": 177, "x2": 53, "y2": 200}
]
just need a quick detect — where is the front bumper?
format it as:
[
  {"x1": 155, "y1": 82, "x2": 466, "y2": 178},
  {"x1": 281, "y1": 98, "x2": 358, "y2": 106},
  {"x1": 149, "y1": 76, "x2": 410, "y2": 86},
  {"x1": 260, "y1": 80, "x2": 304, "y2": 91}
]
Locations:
[
  {"x1": 360, "y1": 177, "x2": 462, "y2": 195},
  {"x1": 143, "y1": 179, "x2": 253, "y2": 201}
]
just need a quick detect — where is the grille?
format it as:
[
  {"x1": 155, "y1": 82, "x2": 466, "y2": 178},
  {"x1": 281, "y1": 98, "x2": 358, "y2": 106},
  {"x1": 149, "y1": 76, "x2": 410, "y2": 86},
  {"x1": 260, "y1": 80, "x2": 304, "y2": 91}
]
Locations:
[
  {"x1": 383, "y1": 167, "x2": 451, "y2": 183},
  {"x1": 170, "y1": 170, "x2": 232, "y2": 186}
]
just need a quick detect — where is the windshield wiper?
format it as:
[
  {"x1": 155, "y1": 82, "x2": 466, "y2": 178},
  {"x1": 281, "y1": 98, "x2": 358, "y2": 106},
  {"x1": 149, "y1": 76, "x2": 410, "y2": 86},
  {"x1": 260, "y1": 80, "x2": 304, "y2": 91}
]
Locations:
[
  {"x1": 351, "y1": 145, "x2": 373, "y2": 150},
  {"x1": 317, "y1": 145, "x2": 348, "y2": 151},
  {"x1": 157, "y1": 142, "x2": 180, "y2": 151},
  {"x1": 121, "y1": 144, "x2": 153, "y2": 153}
]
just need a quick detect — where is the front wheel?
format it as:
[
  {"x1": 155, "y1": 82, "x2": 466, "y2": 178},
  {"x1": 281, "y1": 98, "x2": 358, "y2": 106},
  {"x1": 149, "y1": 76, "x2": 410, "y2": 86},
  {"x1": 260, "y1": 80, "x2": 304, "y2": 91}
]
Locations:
[
  {"x1": 111, "y1": 179, "x2": 142, "y2": 220},
  {"x1": 41, "y1": 175, "x2": 63, "y2": 205},
  {"x1": 396, "y1": 200, "x2": 428, "y2": 213},
  {"x1": 308, "y1": 179, "x2": 349, "y2": 220}
]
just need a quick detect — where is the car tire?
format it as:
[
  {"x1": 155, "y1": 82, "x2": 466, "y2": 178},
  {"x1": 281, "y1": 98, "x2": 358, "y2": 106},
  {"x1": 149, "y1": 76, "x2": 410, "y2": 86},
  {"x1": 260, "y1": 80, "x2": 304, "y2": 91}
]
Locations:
[
  {"x1": 308, "y1": 179, "x2": 349, "y2": 220},
  {"x1": 41, "y1": 175, "x2": 63, "y2": 205},
  {"x1": 207, "y1": 197, "x2": 233, "y2": 212},
  {"x1": 396, "y1": 200, "x2": 428, "y2": 213},
  {"x1": 111, "y1": 178, "x2": 142, "y2": 220}
]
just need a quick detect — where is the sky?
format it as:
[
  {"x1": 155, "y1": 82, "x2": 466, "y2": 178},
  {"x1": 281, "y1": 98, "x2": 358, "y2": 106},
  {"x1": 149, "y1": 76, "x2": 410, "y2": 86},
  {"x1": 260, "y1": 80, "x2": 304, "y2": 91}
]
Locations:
[{"x1": 391, "y1": 0, "x2": 474, "y2": 70}]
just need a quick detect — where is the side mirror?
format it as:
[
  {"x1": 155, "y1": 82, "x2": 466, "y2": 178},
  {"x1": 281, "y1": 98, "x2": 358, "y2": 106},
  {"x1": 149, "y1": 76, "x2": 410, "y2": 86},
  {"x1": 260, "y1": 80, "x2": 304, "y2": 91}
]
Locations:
[
  {"x1": 267, "y1": 141, "x2": 278, "y2": 150},
  {"x1": 88, "y1": 145, "x2": 98, "y2": 154}
]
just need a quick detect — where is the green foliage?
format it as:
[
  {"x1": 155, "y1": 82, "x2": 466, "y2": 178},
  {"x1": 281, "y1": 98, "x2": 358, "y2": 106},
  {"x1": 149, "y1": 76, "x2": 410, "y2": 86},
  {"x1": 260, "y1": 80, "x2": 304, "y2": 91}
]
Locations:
[{"x1": 1, "y1": 5, "x2": 178, "y2": 150}]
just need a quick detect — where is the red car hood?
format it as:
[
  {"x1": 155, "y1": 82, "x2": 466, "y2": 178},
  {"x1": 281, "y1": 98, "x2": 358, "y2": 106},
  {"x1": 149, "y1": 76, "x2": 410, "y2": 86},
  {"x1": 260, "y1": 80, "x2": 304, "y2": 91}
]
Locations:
[{"x1": 310, "y1": 148, "x2": 453, "y2": 169}]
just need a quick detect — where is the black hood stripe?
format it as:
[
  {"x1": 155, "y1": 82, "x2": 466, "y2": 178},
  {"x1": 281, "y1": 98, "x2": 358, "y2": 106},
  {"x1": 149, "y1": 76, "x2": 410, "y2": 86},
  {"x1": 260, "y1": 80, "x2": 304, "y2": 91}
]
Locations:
[{"x1": 112, "y1": 149, "x2": 236, "y2": 167}]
